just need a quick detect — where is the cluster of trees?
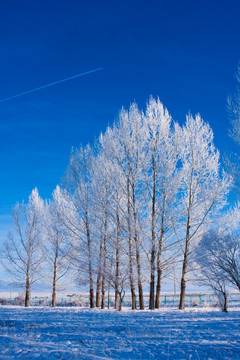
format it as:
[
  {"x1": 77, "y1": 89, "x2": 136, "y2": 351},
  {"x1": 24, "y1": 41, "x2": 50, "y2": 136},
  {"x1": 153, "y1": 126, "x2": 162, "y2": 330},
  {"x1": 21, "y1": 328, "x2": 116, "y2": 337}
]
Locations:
[
  {"x1": 193, "y1": 65, "x2": 240, "y2": 312},
  {"x1": 195, "y1": 230, "x2": 240, "y2": 312},
  {"x1": 2, "y1": 95, "x2": 240, "y2": 311}
]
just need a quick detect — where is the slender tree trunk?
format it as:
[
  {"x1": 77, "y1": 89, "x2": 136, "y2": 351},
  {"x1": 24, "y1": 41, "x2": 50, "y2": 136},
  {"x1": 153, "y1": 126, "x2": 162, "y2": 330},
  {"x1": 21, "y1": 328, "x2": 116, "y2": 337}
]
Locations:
[
  {"x1": 149, "y1": 157, "x2": 156, "y2": 310},
  {"x1": 89, "y1": 283, "x2": 94, "y2": 308},
  {"x1": 119, "y1": 295, "x2": 122, "y2": 311},
  {"x1": 96, "y1": 273, "x2": 102, "y2": 307},
  {"x1": 115, "y1": 285, "x2": 119, "y2": 310},
  {"x1": 115, "y1": 208, "x2": 120, "y2": 310},
  {"x1": 86, "y1": 211, "x2": 94, "y2": 308},
  {"x1": 127, "y1": 179, "x2": 136, "y2": 310},
  {"x1": 179, "y1": 223, "x2": 190, "y2": 310},
  {"x1": 101, "y1": 273, "x2": 106, "y2": 309},
  {"x1": 118, "y1": 290, "x2": 125, "y2": 311},
  {"x1": 96, "y1": 230, "x2": 103, "y2": 307},
  {"x1": 132, "y1": 184, "x2": 144, "y2": 310},
  {"x1": 129, "y1": 246, "x2": 136, "y2": 310},
  {"x1": 155, "y1": 198, "x2": 166, "y2": 308},
  {"x1": 155, "y1": 263, "x2": 162, "y2": 308},
  {"x1": 223, "y1": 292, "x2": 228, "y2": 313},
  {"x1": 149, "y1": 246, "x2": 155, "y2": 309},
  {"x1": 135, "y1": 244, "x2": 144, "y2": 309},
  {"x1": 155, "y1": 231, "x2": 163, "y2": 308},
  {"x1": 108, "y1": 282, "x2": 110, "y2": 309},
  {"x1": 179, "y1": 182, "x2": 192, "y2": 311},
  {"x1": 101, "y1": 214, "x2": 108, "y2": 309},
  {"x1": 52, "y1": 252, "x2": 58, "y2": 307},
  {"x1": 115, "y1": 232, "x2": 120, "y2": 310},
  {"x1": 25, "y1": 269, "x2": 30, "y2": 307}
]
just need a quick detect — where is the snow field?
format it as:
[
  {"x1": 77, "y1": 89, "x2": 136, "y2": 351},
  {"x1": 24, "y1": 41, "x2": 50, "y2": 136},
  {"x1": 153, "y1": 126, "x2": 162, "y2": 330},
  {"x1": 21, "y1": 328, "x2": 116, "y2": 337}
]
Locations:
[{"x1": 0, "y1": 306, "x2": 240, "y2": 359}]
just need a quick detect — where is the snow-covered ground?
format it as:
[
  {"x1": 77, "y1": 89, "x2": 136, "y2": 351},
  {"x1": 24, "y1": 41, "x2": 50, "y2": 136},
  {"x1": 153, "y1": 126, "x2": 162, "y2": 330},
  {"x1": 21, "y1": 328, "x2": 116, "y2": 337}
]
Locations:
[{"x1": 0, "y1": 306, "x2": 240, "y2": 359}]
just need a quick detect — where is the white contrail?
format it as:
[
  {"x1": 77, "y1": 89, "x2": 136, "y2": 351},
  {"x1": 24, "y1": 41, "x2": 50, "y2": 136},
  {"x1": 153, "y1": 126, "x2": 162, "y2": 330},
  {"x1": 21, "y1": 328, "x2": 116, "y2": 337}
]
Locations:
[{"x1": 0, "y1": 67, "x2": 104, "y2": 103}]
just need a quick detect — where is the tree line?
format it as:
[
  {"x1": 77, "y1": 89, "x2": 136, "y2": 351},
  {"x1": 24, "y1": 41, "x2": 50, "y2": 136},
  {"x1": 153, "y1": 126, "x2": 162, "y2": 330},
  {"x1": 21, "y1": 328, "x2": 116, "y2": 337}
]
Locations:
[{"x1": 2, "y1": 96, "x2": 240, "y2": 311}]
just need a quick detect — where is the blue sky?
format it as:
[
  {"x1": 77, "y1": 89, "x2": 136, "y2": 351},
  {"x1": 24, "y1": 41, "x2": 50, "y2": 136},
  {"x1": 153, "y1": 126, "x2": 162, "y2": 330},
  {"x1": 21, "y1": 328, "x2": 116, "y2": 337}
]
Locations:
[{"x1": 0, "y1": 0, "x2": 240, "y2": 278}]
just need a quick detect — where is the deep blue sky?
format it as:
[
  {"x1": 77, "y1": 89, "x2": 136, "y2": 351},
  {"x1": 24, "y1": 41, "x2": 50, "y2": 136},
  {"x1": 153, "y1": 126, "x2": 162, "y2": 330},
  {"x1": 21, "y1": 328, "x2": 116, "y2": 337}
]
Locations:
[{"x1": 0, "y1": 0, "x2": 240, "y2": 278}]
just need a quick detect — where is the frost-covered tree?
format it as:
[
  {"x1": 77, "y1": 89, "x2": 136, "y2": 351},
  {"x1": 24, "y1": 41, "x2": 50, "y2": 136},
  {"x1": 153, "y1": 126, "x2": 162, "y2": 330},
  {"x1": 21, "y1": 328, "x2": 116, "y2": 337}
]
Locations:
[
  {"x1": 3, "y1": 96, "x2": 232, "y2": 313},
  {"x1": 2, "y1": 188, "x2": 44, "y2": 307},
  {"x1": 226, "y1": 63, "x2": 240, "y2": 192},
  {"x1": 91, "y1": 152, "x2": 114, "y2": 309},
  {"x1": 202, "y1": 230, "x2": 240, "y2": 292},
  {"x1": 228, "y1": 63, "x2": 240, "y2": 146},
  {"x1": 194, "y1": 231, "x2": 233, "y2": 312},
  {"x1": 142, "y1": 97, "x2": 182, "y2": 309},
  {"x1": 43, "y1": 186, "x2": 72, "y2": 307},
  {"x1": 63, "y1": 145, "x2": 96, "y2": 308},
  {"x1": 217, "y1": 236, "x2": 240, "y2": 291},
  {"x1": 104, "y1": 103, "x2": 146, "y2": 309},
  {"x1": 178, "y1": 114, "x2": 230, "y2": 310},
  {"x1": 97, "y1": 132, "x2": 131, "y2": 310}
]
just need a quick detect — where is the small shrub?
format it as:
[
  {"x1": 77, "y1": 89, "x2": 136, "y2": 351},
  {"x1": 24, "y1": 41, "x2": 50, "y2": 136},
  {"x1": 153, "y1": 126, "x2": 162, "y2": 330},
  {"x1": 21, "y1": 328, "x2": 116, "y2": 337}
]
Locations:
[{"x1": 0, "y1": 298, "x2": 7, "y2": 305}]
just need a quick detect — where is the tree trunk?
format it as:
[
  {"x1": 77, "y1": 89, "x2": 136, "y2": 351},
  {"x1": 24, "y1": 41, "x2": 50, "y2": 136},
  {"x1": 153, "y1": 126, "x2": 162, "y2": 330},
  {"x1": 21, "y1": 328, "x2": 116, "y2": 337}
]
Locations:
[
  {"x1": 132, "y1": 184, "x2": 144, "y2": 310},
  {"x1": 25, "y1": 270, "x2": 30, "y2": 307},
  {"x1": 118, "y1": 290, "x2": 125, "y2": 311},
  {"x1": 101, "y1": 215, "x2": 108, "y2": 309},
  {"x1": 179, "y1": 223, "x2": 190, "y2": 310},
  {"x1": 149, "y1": 157, "x2": 156, "y2": 310},
  {"x1": 115, "y1": 235, "x2": 119, "y2": 309},
  {"x1": 118, "y1": 295, "x2": 122, "y2": 311},
  {"x1": 96, "y1": 273, "x2": 102, "y2": 308},
  {"x1": 129, "y1": 256, "x2": 136, "y2": 310},
  {"x1": 155, "y1": 199, "x2": 166, "y2": 309},
  {"x1": 86, "y1": 211, "x2": 94, "y2": 308},
  {"x1": 115, "y1": 286, "x2": 119, "y2": 310},
  {"x1": 96, "y1": 231, "x2": 103, "y2": 307},
  {"x1": 89, "y1": 285, "x2": 94, "y2": 308},
  {"x1": 136, "y1": 249, "x2": 144, "y2": 309},
  {"x1": 115, "y1": 208, "x2": 120, "y2": 310},
  {"x1": 155, "y1": 234, "x2": 163, "y2": 308},
  {"x1": 108, "y1": 283, "x2": 110, "y2": 309},
  {"x1": 127, "y1": 179, "x2": 136, "y2": 310},
  {"x1": 179, "y1": 173, "x2": 193, "y2": 310},
  {"x1": 114, "y1": 247, "x2": 119, "y2": 310},
  {"x1": 52, "y1": 253, "x2": 58, "y2": 307},
  {"x1": 179, "y1": 274, "x2": 186, "y2": 310},
  {"x1": 155, "y1": 265, "x2": 162, "y2": 308},
  {"x1": 223, "y1": 292, "x2": 228, "y2": 312},
  {"x1": 101, "y1": 276, "x2": 106, "y2": 309},
  {"x1": 149, "y1": 264, "x2": 155, "y2": 309}
]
